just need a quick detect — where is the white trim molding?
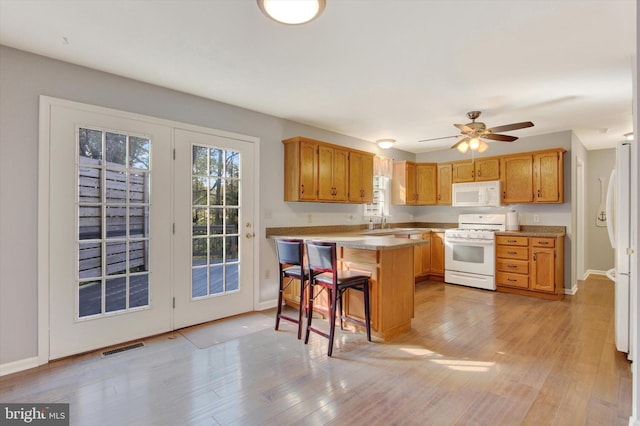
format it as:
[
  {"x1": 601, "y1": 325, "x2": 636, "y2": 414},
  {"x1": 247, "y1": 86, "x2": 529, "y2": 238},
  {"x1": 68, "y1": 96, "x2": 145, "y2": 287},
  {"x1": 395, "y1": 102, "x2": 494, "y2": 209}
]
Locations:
[{"x1": 0, "y1": 357, "x2": 39, "y2": 377}]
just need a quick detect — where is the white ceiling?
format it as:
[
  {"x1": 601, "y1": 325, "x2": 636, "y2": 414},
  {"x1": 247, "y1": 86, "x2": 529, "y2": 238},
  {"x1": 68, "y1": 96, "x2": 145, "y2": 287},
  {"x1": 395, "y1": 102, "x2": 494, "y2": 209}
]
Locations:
[{"x1": 0, "y1": 0, "x2": 636, "y2": 153}]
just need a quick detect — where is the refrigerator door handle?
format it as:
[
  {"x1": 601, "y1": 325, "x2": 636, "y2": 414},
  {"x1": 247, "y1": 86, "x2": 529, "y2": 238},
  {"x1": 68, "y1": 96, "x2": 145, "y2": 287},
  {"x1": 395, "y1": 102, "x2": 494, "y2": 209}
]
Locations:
[{"x1": 605, "y1": 168, "x2": 616, "y2": 248}]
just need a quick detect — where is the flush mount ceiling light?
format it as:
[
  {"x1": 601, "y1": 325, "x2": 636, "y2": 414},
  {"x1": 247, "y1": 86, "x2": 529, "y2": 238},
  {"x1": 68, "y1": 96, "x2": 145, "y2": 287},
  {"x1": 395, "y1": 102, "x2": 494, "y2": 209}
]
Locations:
[
  {"x1": 376, "y1": 139, "x2": 395, "y2": 149},
  {"x1": 258, "y1": 0, "x2": 326, "y2": 25},
  {"x1": 624, "y1": 132, "x2": 634, "y2": 140}
]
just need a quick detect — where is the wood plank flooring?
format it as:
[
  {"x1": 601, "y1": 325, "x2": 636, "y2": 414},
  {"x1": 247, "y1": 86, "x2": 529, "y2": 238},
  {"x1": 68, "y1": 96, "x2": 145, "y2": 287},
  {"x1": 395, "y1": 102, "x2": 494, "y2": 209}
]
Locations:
[{"x1": 0, "y1": 276, "x2": 631, "y2": 425}]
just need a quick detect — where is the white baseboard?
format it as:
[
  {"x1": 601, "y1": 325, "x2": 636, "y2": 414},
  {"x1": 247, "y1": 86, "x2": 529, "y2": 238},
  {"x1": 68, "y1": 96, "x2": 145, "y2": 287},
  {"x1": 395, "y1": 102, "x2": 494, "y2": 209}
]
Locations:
[
  {"x1": 565, "y1": 285, "x2": 578, "y2": 295},
  {"x1": 0, "y1": 356, "x2": 39, "y2": 377},
  {"x1": 584, "y1": 269, "x2": 611, "y2": 280},
  {"x1": 255, "y1": 299, "x2": 278, "y2": 311}
]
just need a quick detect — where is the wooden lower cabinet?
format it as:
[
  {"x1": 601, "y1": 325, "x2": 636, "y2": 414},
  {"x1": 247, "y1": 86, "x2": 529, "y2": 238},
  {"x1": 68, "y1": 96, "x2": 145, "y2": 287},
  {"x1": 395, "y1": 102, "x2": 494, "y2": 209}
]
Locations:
[
  {"x1": 411, "y1": 231, "x2": 444, "y2": 282},
  {"x1": 282, "y1": 245, "x2": 415, "y2": 341},
  {"x1": 495, "y1": 234, "x2": 564, "y2": 300}
]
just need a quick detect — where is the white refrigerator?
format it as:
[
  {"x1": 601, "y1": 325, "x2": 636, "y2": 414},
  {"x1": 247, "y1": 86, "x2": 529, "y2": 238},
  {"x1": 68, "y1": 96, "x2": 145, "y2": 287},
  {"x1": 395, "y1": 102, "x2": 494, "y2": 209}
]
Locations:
[{"x1": 606, "y1": 140, "x2": 632, "y2": 358}]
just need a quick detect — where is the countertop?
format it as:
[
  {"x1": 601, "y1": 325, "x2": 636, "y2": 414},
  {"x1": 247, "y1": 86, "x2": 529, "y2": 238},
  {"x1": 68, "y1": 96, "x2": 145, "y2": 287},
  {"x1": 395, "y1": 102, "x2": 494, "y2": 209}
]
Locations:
[
  {"x1": 266, "y1": 223, "x2": 566, "y2": 250},
  {"x1": 267, "y1": 229, "x2": 434, "y2": 251}
]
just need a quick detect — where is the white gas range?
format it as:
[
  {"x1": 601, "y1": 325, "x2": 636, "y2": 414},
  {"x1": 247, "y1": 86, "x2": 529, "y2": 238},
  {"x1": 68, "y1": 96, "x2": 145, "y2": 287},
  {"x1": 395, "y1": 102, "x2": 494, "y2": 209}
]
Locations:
[{"x1": 444, "y1": 214, "x2": 506, "y2": 291}]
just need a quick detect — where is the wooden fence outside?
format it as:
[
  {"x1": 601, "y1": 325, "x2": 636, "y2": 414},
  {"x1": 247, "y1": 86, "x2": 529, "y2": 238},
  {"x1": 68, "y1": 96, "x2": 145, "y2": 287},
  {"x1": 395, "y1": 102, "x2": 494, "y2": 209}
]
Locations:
[{"x1": 78, "y1": 159, "x2": 149, "y2": 279}]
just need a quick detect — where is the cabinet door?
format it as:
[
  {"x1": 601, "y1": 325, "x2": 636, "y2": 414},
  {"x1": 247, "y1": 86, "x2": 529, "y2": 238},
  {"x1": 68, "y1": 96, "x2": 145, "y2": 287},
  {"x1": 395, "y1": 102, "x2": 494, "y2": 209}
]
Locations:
[
  {"x1": 430, "y1": 232, "x2": 445, "y2": 274},
  {"x1": 530, "y1": 247, "x2": 555, "y2": 293},
  {"x1": 299, "y1": 142, "x2": 318, "y2": 200},
  {"x1": 501, "y1": 154, "x2": 533, "y2": 203},
  {"x1": 333, "y1": 148, "x2": 349, "y2": 201},
  {"x1": 534, "y1": 151, "x2": 562, "y2": 203},
  {"x1": 406, "y1": 162, "x2": 417, "y2": 205},
  {"x1": 475, "y1": 157, "x2": 500, "y2": 181},
  {"x1": 452, "y1": 160, "x2": 474, "y2": 183},
  {"x1": 415, "y1": 163, "x2": 437, "y2": 205},
  {"x1": 348, "y1": 152, "x2": 374, "y2": 203},
  {"x1": 318, "y1": 145, "x2": 348, "y2": 201},
  {"x1": 421, "y1": 235, "x2": 432, "y2": 274},
  {"x1": 348, "y1": 151, "x2": 364, "y2": 203},
  {"x1": 297, "y1": 141, "x2": 318, "y2": 201},
  {"x1": 392, "y1": 161, "x2": 411, "y2": 205},
  {"x1": 437, "y1": 163, "x2": 452, "y2": 205},
  {"x1": 360, "y1": 153, "x2": 374, "y2": 203}
]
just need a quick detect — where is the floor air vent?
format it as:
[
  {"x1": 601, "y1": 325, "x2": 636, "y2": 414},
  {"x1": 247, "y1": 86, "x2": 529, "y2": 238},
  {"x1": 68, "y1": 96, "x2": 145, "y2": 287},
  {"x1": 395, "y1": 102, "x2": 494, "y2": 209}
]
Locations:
[{"x1": 101, "y1": 342, "x2": 144, "y2": 357}]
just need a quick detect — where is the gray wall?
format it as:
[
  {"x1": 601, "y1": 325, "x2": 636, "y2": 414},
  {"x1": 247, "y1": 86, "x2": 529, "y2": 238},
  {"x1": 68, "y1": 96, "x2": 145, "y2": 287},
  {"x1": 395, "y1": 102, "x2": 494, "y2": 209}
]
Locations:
[
  {"x1": 586, "y1": 148, "x2": 615, "y2": 272},
  {"x1": 0, "y1": 45, "x2": 410, "y2": 365}
]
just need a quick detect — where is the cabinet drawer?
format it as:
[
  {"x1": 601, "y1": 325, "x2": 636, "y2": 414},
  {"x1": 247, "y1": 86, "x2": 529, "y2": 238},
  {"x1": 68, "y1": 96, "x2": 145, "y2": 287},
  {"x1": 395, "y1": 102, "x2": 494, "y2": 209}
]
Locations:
[
  {"x1": 496, "y1": 245, "x2": 528, "y2": 260},
  {"x1": 496, "y1": 258, "x2": 529, "y2": 274},
  {"x1": 496, "y1": 235, "x2": 528, "y2": 246},
  {"x1": 531, "y1": 238, "x2": 555, "y2": 248},
  {"x1": 496, "y1": 272, "x2": 529, "y2": 289}
]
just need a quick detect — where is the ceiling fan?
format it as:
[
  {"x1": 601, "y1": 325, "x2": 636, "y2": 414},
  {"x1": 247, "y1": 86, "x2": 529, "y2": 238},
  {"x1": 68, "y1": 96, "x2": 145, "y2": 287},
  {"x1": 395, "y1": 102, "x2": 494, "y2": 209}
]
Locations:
[{"x1": 419, "y1": 111, "x2": 534, "y2": 153}]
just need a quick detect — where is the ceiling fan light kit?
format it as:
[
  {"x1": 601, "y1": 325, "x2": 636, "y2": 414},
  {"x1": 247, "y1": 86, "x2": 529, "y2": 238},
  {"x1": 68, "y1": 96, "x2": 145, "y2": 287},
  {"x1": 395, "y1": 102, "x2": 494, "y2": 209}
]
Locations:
[
  {"x1": 257, "y1": 0, "x2": 326, "y2": 25},
  {"x1": 420, "y1": 111, "x2": 534, "y2": 154},
  {"x1": 377, "y1": 138, "x2": 396, "y2": 149}
]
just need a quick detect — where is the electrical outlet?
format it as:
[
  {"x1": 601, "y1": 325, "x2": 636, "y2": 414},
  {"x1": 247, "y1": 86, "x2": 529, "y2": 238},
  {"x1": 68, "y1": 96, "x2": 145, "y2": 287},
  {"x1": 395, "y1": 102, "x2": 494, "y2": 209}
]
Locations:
[
  {"x1": 533, "y1": 214, "x2": 540, "y2": 223},
  {"x1": 264, "y1": 208, "x2": 272, "y2": 219},
  {"x1": 307, "y1": 214, "x2": 312, "y2": 224},
  {"x1": 264, "y1": 269, "x2": 270, "y2": 280}
]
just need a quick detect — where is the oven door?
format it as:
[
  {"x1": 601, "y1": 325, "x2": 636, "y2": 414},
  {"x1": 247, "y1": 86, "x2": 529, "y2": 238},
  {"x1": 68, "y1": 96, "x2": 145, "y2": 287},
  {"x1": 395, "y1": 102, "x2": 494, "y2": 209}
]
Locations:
[{"x1": 444, "y1": 236, "x2": 495, "y2": 276}]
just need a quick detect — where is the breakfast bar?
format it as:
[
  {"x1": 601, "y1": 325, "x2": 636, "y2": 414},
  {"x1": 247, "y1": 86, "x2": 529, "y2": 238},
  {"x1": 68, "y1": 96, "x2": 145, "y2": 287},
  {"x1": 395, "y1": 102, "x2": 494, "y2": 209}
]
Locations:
[{"x1": 268, "y1": 230, "x2": 433, "y2": 341}]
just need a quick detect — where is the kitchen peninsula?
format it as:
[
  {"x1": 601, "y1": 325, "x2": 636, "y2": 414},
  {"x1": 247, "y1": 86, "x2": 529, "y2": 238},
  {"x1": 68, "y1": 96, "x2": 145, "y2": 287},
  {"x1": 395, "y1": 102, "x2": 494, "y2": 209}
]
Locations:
[{"x1": 266, "y1": 226, "x2": 450, "y2": 341}]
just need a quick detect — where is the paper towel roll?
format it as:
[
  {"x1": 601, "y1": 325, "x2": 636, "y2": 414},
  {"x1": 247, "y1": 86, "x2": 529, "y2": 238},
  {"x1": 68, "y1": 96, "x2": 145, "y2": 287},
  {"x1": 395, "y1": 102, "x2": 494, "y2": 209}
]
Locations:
[{"x1": 506, "y1": 211, "x2": 519, "y2": 231}]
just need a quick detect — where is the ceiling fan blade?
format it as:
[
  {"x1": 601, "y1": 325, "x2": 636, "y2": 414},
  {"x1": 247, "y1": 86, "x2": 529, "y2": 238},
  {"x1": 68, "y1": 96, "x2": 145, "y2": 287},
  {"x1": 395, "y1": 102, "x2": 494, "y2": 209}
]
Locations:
[
  {"x1": 418, "y1": 135, "x2": 459, "y2": 142},
  {"x1": 482, "y1": 133, "x2": 518, "y2": 142},
  {"x1": 487, "y1": 121, "x2": 534, "y2": 133},
  {"x1": 454, "y1": 123, "x2": 474, "y2": 133}
]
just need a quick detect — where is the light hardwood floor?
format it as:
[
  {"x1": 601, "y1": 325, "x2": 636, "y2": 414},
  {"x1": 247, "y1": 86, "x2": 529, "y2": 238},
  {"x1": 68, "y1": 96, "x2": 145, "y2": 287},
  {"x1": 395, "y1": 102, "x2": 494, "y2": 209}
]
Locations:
[{"x1": 0, "y1": 276, "x2": 631, "y2": 425}]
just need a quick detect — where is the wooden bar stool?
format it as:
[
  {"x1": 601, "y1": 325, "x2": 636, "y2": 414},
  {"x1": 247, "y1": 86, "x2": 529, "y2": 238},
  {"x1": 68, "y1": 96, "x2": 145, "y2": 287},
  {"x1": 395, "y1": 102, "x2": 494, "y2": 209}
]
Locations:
[
  {"x1": 304, "y1": 240, "x2": 372, "y2": 356},
  {"x1": 274, "y1": 238, "x2": 308, "y2": 339}
]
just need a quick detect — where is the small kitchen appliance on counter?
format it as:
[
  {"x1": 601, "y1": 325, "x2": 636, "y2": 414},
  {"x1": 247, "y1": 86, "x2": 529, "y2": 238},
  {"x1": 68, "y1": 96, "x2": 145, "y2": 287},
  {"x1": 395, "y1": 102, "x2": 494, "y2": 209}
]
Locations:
[{"x1": 505, "y1": 210, "x2": 519, "y2": 231}]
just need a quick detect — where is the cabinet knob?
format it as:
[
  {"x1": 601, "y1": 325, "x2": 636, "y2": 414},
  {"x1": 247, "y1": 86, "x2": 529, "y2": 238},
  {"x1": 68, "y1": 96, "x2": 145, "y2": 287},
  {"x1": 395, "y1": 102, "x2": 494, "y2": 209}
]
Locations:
[{"x1": 301, "y1": 184, "x2": 305, "y2": 194}]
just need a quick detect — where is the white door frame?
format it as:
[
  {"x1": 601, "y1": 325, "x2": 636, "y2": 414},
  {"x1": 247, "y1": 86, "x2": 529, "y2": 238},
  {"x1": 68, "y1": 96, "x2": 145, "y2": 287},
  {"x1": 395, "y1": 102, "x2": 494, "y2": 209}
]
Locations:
[{"x1": 38, "y1": 96, "x2": 261, "y2": 365}]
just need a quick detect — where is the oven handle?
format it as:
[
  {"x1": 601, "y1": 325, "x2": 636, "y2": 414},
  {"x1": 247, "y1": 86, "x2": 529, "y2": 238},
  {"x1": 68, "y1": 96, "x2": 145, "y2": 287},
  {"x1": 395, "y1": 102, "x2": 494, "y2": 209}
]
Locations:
[{"x1": 445, "y1": 237, "x2": 495, "y2": 246}]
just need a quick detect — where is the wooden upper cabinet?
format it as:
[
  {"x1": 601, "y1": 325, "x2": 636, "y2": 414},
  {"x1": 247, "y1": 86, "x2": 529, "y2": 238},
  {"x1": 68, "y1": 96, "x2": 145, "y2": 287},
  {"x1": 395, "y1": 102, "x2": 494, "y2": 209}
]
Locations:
[
  {"x1": 415, "y1": 163, "x2": 437, "y2": 205},
  {"x1": 283, "y1": 137, "x2": 318, "y2": 201},
  {"x1": 393, "y1": 161, "x2": 437, "y2": 205},
  {"x1": 283, "y1": 136, "x2": 375, "y2": 204},
  {"x1": 392, "y1": 161, "x2": 416, "y2": 205},
  {"x1": 475, "y1": 157, "x2": 500, "y2": 181},
  {"x1": 318, "y1": 145, "x2": 348, "y2": 201},
  {"x1": 348, "y1": 151, "x2": 374, "y2": 203},
  {"x1": 501, "y1": 154, "x2": 533, "y2": 204},
  {"x1": 452, "y1": 158, "x2": 500, "y2": 183},
  {"x1": 437, "y1": 163, "x2": 452, "y2": 205},
  {"x1": 452, "y1": 160, "x2": 474, "y2": 183},
  {"x1": 533, "y1": 150, "x2": 564, "y2": 203}
]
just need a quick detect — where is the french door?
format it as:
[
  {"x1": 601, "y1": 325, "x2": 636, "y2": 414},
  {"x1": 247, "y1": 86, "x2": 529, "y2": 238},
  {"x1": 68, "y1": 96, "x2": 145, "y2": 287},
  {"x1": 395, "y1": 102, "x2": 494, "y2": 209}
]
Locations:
[
  {"x1": 45, "y1": 100, "x2": 255, "y2": 359},
  {"x1": 173, "y1": 129, "x2": 254, "y2": 328}
]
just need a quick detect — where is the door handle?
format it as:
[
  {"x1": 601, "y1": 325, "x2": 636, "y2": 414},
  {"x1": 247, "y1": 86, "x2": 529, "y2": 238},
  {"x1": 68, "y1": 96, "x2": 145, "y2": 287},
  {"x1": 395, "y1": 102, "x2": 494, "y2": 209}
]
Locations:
[{"x1": 245, "y1": 233, "x2": 255, "y2": 239}]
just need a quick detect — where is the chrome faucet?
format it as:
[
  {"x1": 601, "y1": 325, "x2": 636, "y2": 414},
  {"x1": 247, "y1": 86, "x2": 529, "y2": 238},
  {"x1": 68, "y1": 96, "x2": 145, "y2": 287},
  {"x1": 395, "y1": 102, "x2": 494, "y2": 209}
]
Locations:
[{"x1": 380, "y1": 214, "x2": 387, "y2": 229}]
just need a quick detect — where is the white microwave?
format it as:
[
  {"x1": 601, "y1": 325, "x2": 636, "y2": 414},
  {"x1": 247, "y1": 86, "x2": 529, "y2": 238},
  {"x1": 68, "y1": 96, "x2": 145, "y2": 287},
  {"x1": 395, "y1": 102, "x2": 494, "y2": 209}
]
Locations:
[{"x1": 452, "y1": 180, "x2": 501, "y2": 207}]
